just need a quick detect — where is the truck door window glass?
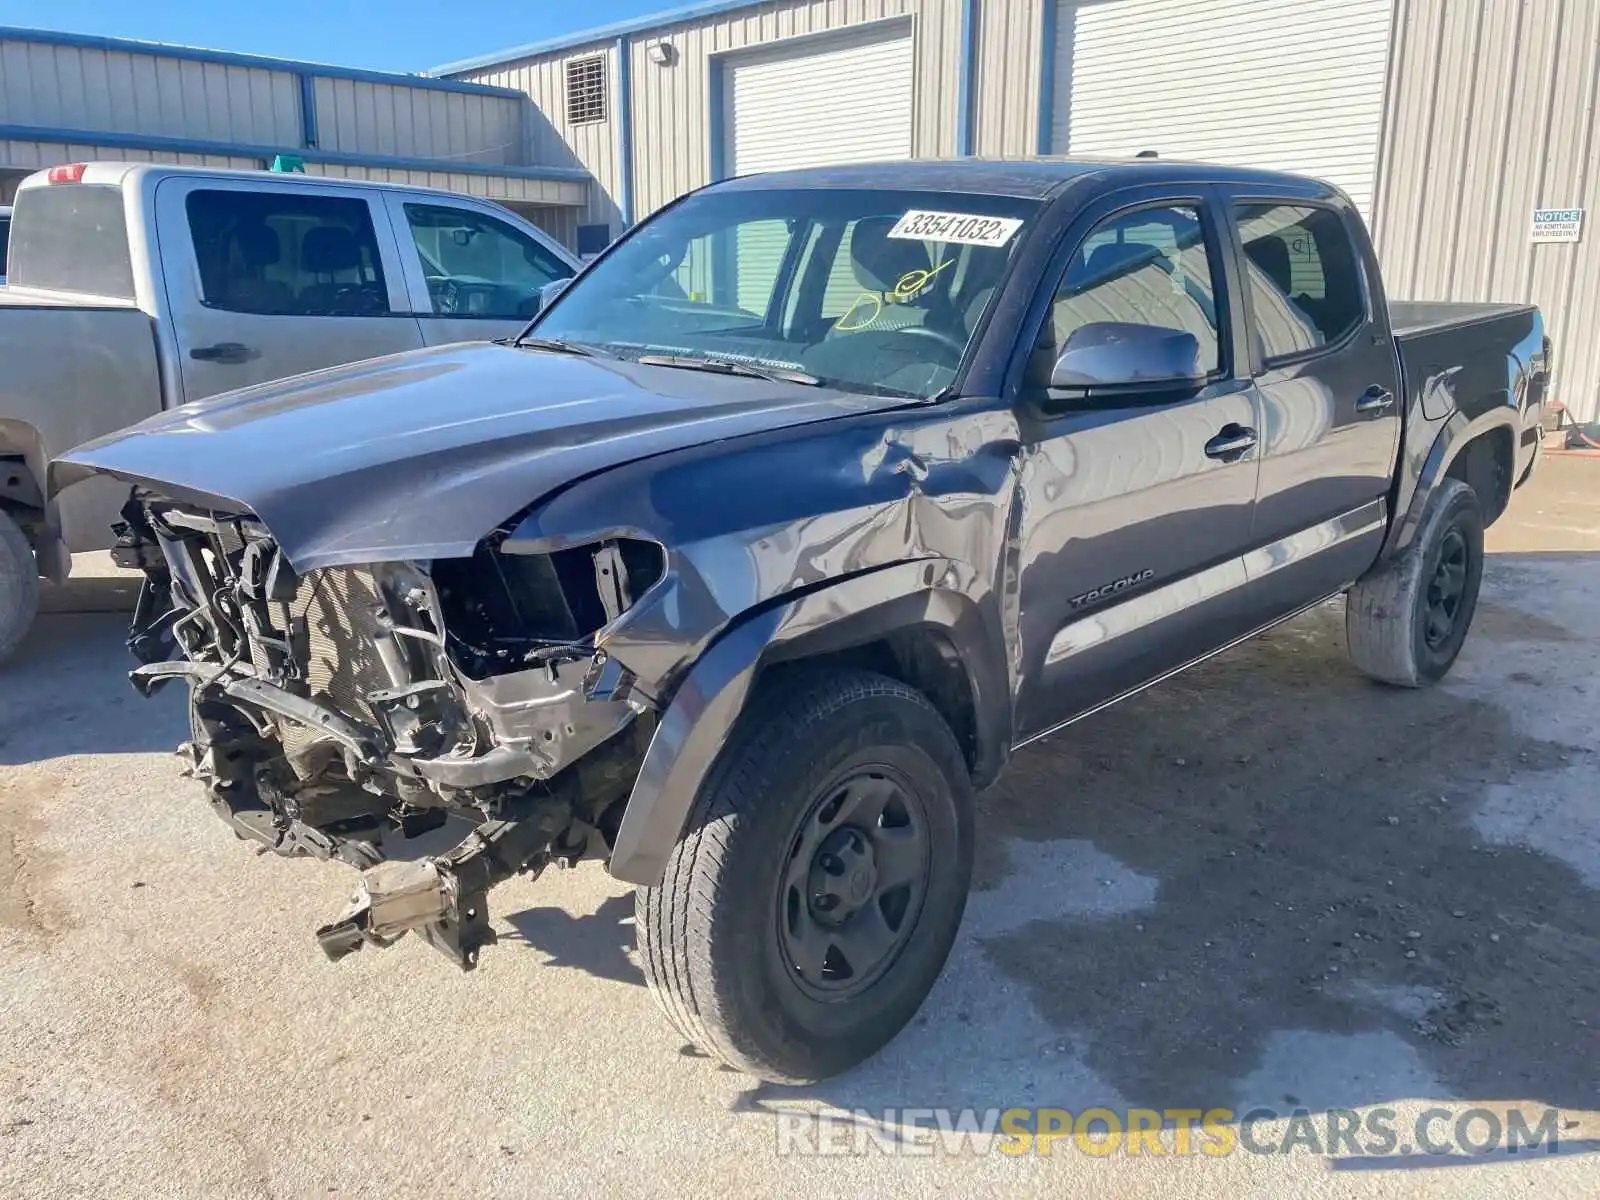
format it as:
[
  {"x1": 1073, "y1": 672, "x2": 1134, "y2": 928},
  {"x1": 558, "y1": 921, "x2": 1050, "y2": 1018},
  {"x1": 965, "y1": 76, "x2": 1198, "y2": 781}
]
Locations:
[
  {"x1": 6, "y1": 185, "x2": 135, "y2": 299},
  {"x1": 403, "y1": 203, "x2": 574, "y2": 319},
  {"x1": 185, "y1": 190, "x2": 390, "y2": 317},
  {"x1": 1032, "y1": 204, "x2": 1220, "y2": 388},
  {"x1": 1235, "y1": 203, "x2": 1365, "y2": 362}
]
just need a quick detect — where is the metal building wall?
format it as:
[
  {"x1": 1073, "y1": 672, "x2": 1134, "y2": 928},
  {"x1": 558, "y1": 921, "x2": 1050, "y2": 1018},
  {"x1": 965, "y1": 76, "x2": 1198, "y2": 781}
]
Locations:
[
  {"x1": 973, "y1": 0, "x2": 1047, "y2": 157},
  {"x1": 460, "y1": 43, "x2": 626, "y2": 233},
  {"x1": 0, "y1": 37, "x2": 302, "y2": 145},
  {"x1": 1371, "y1": 0, "x2": 1600, "y2": 421},
  {"x1": 625, "y1": 0, "x2": 961, "y2": 218},
  {"x1": 0, "y1": 32, "x2": 552, "y2": 190},
  {"x1": 454, "y1": 0, "x2": 965, "y2": 229},
  {"x1": 310, "y1": 77, "x2": 525, "y2": 165}
]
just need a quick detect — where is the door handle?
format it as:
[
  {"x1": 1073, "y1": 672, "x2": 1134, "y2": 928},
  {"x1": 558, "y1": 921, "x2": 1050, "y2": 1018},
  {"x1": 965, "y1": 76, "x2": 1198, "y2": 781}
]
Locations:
[
  {"x1": 189, "y1": 342, "x2": 259, "y2": 364},
  {"x1": 1356, "y1": 385, "x2": 1395, "y2": 414},
  {"x1": 1204, "y1": 425, "x2": 1258, "y2": 461}
]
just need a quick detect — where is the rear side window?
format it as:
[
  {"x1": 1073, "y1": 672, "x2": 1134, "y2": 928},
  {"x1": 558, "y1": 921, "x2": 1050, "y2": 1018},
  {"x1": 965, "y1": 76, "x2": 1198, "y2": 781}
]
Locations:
[
  {"x1": 7, "y1": 185, "x2": 135, "y2": 298},
  {"x1": 185, "y1": 189, "x2": 390, "y2": 317},
  {"x1": 1236, "y1": 203, "x2": 1365, "y2": 363},
  {"x1": 0, "y1": 213, "x2": 10, "y2": 276}
]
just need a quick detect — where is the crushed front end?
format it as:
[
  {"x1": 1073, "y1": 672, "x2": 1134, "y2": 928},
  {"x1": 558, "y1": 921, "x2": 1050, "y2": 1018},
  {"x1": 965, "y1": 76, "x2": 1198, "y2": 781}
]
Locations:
[{"x1": 117, "y1": 494, "x2": 663, "y2": 969}]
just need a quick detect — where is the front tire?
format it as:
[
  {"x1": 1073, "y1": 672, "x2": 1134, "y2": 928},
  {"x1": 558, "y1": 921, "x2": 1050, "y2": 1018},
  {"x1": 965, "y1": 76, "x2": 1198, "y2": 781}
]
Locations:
[
  {"x1": 636, "y1": 669, "x2": 974, "y2": 1083},
  {"x1": 1347, "y1": 478, "x2": 1484, "y2": 687},
  {"x1": 0, "y1": 509, "x2": 41, "y2": 667}
]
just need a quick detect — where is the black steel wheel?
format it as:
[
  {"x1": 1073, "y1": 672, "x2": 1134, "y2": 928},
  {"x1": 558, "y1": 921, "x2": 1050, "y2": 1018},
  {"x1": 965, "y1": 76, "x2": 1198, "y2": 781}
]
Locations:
[
  {"x1": 778, "y1": 766, "x2": 931, "y2": 1001},
  {"x1": 637, "y1": 669, "x2": 973, "y2": 1083},
  {"x1": 1348, "y1": 477, "x2": 1484, "y2": 686},
  {"x1": 1423, "y1": 527, "x2": 1470, "y2": 651}
]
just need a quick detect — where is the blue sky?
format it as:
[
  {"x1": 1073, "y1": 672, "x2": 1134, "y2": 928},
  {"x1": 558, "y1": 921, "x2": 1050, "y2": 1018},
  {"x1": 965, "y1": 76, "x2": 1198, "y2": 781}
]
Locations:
[{"x1": 0, "y1": 0, "x2": 672, "y2": 72}]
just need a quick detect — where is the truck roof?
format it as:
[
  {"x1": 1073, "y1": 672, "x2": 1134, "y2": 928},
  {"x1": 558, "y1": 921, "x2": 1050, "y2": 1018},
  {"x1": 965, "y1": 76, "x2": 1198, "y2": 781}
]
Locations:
[
  {"x1": 11, "y1": 161, "x2": 506, "y2": 202},
  {"x1": 713, "y1": 157, "x2": 1346, "y2": 202}
]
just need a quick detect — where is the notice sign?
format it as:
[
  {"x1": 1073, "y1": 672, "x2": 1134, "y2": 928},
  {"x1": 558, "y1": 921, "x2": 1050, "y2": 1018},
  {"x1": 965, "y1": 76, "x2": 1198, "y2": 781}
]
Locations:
[{"x1": 1531, "y1": 207, "x2": 1583, "y2": 242}]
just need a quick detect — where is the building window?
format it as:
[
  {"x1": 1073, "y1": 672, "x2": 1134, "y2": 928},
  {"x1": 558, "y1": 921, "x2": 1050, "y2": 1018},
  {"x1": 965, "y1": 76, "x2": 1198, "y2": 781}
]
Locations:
[{"x1": 565, "y1": 56, "x2": 607, "y2": 125}]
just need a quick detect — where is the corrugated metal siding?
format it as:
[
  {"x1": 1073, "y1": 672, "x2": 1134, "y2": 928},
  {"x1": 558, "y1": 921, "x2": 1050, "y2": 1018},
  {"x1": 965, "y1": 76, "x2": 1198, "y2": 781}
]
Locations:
[
  {"x1": 1371, "y1": 0, "x2": 1600, "y2": 421},
  {"x1": 0, "y1": 37, "x2": 302, "y2": 145},
  {"x1": 457, "y1": 44, "x2": 624, "y2": 233},
  {"x1": 1, "y1": 139, "x2": 259, "y2": 173},
  {"x1": 630, "y1": 0, "x2": 960, "y2": 218},
  {"x1": 0, "y1": 140, "x2": 583, "y2": 207},
  {"x1": 500, "y1": 202, "x2": 581, "y2": 247},
  {"x1": 1051, "y1": 0, "x2": 1394, "y2": 215},
  {"x1": 311, "y1": 78, "x2": 524, "y2": 165},
  {"x1": 305, "y1": 161, "x2": 584, "y2": 206},
  {"x1": 455, "y1": 0, "x2": 963, "y2": 228},
  {"x1": 973, "y1": 0, "x2": 1047, "y2": 157}
]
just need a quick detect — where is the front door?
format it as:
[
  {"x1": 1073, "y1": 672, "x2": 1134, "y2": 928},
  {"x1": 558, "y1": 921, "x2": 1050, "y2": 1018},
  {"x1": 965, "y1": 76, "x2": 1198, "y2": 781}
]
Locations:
[
  {"x1": 1228, "y1": 198, "x2": 1401, "y2": 607},
  {"x1": 156, "y1": 178, "x2": 424, "y2": 403},
  {"x1": 1012, "y1": 196, "x2": 1263, "y2": 740}
]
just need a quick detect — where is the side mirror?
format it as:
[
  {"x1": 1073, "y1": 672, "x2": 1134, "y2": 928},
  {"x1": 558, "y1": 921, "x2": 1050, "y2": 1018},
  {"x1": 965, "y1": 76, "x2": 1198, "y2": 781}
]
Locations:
[
  {"x1": 1050, "y1": 322, "x2": 1204, "y2": 393},
  {"x1": 538, "y1": 277, "x2": 571, "y2": 311}
]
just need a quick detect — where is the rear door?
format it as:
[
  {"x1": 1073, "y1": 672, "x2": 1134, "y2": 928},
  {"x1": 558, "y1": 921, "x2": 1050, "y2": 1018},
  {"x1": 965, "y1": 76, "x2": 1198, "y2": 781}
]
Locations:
[
  {"x1": 383, "y1": 195, "x2": 577, "y2": 346},
  {"x1": 1225, "y1": 195, "x2": 1401, "y2": 606},
  {"x1": 1010, "y1": 189, "x2": 1264, "y2": 739},
  {"x1": 155, "y1": 177, "x2": 424, "y2": 403}
]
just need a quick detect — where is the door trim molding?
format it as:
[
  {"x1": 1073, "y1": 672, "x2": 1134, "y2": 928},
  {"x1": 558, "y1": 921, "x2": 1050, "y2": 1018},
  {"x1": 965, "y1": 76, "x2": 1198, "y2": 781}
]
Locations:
[{"x1": 1043, "y1": 498, "x2": 1386, "y2": 666}]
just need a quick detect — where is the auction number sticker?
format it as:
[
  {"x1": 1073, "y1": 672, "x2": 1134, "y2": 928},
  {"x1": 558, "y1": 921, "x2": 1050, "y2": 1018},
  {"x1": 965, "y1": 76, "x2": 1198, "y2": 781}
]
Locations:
[{"x1": 887, "y1": 210, "x2": 1024, "y2": 247}]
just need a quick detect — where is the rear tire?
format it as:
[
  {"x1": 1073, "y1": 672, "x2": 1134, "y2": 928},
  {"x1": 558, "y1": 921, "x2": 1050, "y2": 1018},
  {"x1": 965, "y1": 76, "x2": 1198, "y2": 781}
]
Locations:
[
  {"x1": 636, "y1": 669, "x2": 974, "y2": 1083},
  {"x1": 0, "y1": 509, "x2": 40, "y2": 667},
  {"x1": 1346, "y1": 478, "x2": 1483, "y2": 687}
]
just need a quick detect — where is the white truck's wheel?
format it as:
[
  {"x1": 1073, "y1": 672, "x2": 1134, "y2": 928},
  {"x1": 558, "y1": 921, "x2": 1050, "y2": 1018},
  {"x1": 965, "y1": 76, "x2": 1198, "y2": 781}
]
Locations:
[
  {"x1": 0, "y1": 509, "x2": 41, "y2": 666},
  {"x1": 1346, "y1": 478, "x2": 1483, "y2": 687}
]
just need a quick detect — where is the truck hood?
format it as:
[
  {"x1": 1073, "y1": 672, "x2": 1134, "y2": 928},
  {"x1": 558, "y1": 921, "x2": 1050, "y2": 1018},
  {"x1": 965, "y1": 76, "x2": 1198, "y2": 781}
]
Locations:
[{"x1": 53, "y1": 341, "x2": 921, "y2": 572}]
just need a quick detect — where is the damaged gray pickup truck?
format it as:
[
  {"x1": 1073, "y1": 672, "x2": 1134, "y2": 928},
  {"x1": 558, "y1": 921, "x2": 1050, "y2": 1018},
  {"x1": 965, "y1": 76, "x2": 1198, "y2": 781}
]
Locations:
[{"x1": 53, "y1": 159, "x2": 1547, "y2": 1083}]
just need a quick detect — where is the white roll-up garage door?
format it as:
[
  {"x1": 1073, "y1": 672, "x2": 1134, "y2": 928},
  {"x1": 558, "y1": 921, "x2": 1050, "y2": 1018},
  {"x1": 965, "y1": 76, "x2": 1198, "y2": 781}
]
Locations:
[
  {"x1": 724, "y1": 27, "x2": 914, "y2": 177},
  {"x1": 1051, "y1": 0, "x2": 1394, "y2": 215}
]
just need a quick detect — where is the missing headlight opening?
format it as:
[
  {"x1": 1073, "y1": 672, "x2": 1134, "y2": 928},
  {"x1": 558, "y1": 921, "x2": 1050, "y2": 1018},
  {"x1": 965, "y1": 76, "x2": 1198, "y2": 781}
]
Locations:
[
  {"x1": 118, "y1": 494, "x2": 663, "y2": 971},
  {"x1": 432, "y1": 537, "x2": 664, "y2": 678}
]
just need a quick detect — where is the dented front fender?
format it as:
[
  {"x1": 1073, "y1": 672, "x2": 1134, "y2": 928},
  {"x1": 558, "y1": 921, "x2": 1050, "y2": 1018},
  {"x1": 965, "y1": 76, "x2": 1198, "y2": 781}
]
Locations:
[{"x1": 606, "y1": 558, "x2": 1008, "y2": 886}]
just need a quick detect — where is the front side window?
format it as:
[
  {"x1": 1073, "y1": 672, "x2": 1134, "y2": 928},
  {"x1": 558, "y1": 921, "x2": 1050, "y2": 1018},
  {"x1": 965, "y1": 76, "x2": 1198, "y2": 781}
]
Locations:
[
  {"x1": 533, "y1": 188, "x2": 1039, "y2": 400},
  {"x1": 404, "y1": 203, "x2": 573, "y2": 319},
  {"x1": 1029, "y1": 203, "x2": 1222, "y2": 390},
  {"x1": 1236, "y1": 203, "x2": 1365, "y2": 363},
  {"x1": 185, "y1": 189, "x2": 389, "y2": 317}
]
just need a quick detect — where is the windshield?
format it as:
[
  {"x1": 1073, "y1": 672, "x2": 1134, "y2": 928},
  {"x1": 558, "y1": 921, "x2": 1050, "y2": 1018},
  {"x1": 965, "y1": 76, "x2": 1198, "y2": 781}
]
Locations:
[{"x1": 529, "y1": 188, "x2": 1039, "y2": 399}]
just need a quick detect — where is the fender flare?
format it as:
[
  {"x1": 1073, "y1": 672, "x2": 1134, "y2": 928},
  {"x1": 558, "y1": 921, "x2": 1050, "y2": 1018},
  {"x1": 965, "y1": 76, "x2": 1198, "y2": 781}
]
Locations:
[
  {"x1": 606, "y1": 558, "x2": 1009, "y2": 886},
  {"x1": 1379, "y1": 403, "x2": 1517, "y2": 561}
]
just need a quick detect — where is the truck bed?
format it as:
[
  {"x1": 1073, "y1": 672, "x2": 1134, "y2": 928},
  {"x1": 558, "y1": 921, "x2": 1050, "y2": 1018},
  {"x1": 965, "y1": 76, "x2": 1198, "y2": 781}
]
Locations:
[
  {"x1": 1388, "y1": 299, "x2": 1536, "y2": 341},
  {"x1": 0, "y1": 300, "x2": 161, "y2": 556}
]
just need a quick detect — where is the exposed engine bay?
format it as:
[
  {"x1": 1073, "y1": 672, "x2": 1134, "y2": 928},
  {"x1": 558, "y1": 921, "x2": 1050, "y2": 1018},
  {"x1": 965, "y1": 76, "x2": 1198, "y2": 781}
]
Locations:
[{"x1": 116, "y1": 494, "x2": 665, "y2": 969}]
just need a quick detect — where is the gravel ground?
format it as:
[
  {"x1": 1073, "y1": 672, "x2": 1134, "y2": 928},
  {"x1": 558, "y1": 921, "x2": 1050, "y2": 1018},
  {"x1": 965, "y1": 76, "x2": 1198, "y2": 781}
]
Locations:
[{"x1": 2, "y1": 458, "x2": 1597, "y2": 1199}]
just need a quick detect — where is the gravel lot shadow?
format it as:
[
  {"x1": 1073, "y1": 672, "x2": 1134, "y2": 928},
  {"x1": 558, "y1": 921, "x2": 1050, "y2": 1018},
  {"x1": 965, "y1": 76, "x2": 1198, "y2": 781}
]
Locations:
[
  {"x1": 502, "y1": 893, "x2": 644, "y2": 987},
  {"x1": 971, "y1": 597, "x2": 1598, "y2": 1116},
  {"x1": 726, "y1": 591, "x2": 1597, "y2": 1131},
  {"x1": 0, "y1": 611, "x2": 186, "y2": 763}
]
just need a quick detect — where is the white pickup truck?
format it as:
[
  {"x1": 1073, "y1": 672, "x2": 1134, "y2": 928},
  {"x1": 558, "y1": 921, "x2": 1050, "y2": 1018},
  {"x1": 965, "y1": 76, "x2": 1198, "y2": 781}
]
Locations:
[{"x1": 0, "y1": 162, "x2": 579, "y2": 661}]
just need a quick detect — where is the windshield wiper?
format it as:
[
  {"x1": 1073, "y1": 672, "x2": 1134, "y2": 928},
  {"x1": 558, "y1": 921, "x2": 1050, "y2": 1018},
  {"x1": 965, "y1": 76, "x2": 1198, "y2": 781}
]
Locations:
[
  {"x1": 514, "y1": 336, "x2": 604, "y2": 358},
  {"x1": 635, "y1": 353, "x2": 821, "y2": 386}
]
